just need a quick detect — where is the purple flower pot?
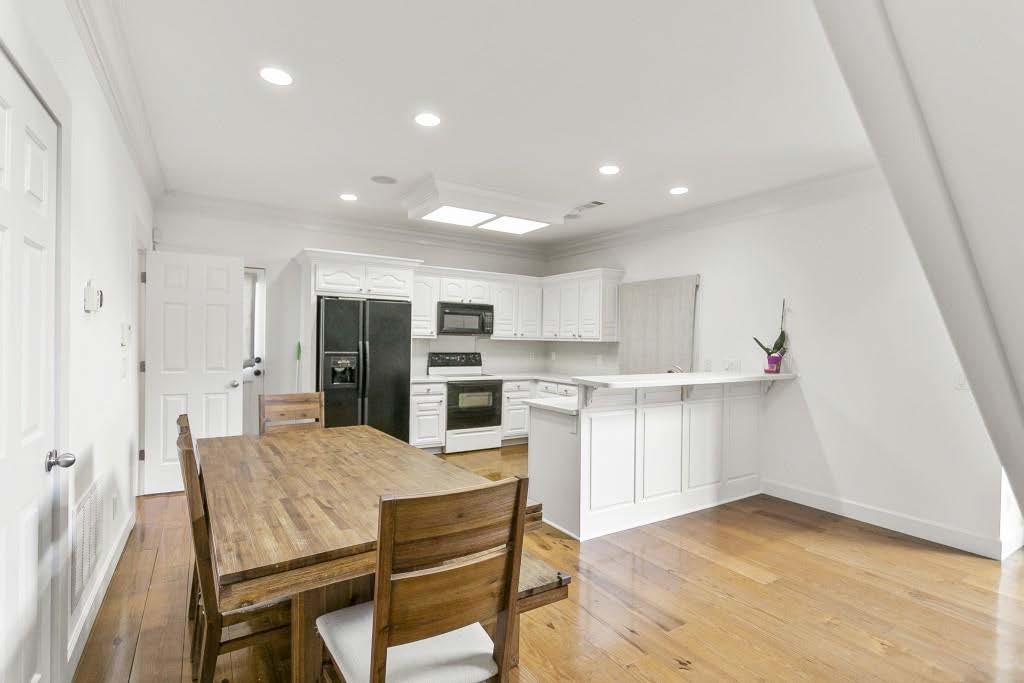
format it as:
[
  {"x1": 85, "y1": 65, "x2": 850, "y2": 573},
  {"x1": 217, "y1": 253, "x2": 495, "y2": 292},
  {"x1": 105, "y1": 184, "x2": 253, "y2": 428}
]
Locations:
[{"x1": 765, "y1": 354, "x2": 783, "y2": 374}]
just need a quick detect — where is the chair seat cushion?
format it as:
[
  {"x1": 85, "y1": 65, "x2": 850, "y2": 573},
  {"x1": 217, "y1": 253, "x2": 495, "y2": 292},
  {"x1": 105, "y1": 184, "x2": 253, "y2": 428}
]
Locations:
[{"x1": 316, "y1": 601, "x2": 499, "y2": 683}]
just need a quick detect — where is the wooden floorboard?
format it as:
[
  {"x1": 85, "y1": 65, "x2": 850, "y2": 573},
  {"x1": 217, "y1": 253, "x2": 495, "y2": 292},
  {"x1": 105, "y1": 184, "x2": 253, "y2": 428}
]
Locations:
[{"x1": 75, "y1": 445, "x2": 1024, "y2": 681}]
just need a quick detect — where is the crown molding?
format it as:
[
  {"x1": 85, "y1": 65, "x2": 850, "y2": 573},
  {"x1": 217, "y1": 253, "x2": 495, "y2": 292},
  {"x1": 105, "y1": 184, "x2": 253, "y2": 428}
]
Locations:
[
  {"x1": 156, "y1": 191, "x2": 550, "y2": 261},
  {"x1": 547, "y1": 165, "x2": 887, "y2": 260},
  {"x1": 65, "y1": 0, "x2": 165, "y2": 197}
]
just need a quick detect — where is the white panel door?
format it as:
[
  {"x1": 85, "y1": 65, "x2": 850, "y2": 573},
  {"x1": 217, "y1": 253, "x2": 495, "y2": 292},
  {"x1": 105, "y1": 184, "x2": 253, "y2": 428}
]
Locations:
[
  {"x1": 0, "y1": 50, "x2": 59, "y2": 683},
  {"x1": 411, "y1": 275, "x2": 439, "y2": 337},
  {"x1": 144, "y1": 251, "x2": 244, "y2": 493},
  {"x1": 725, "y1": 395, "x2": 761, "y2": 480},
  {"x1": 639, "y1": 404, "x2": 684, "y2": 499},
  {"x1": 516, "y1": 284, "x2": 542, "y2": 338},
  {"x1": 684, "y1": 399, "x2": 724, "y2": 488},
  {"x1": 579, "y1": 278, "x2": 601, "y2": 339},
  {"x1": 542, "y1": 284, "x2": 560, "y2": 338},
  {"x1": 587, "y1": 409, "x2": 636, "y2": 510},
  {"x1": 491, "y1": 281, "x2": 516, "y2": 338},
  {"x1": 559, "y1": 281, "x2": 580, "y2": 339}
]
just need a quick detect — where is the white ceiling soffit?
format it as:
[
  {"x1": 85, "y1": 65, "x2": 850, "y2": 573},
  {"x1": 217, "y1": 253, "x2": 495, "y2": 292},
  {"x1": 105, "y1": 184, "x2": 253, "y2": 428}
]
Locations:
[
  {"x1": 402, "y1": 175, "x2": 568, "y2": 225},
  {"x1": 113, "y1": 0, "x2": 873, "y2": 248},
  {"x1": 65, "y1": 0, "x2": 165, "y2": 197}
]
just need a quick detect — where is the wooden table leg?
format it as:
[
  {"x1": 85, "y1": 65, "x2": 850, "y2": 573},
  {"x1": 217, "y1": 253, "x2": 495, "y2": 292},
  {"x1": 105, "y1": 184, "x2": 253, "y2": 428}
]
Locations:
[{"x1": 292, "y1": 587, "x2": 326, "y2": 683}]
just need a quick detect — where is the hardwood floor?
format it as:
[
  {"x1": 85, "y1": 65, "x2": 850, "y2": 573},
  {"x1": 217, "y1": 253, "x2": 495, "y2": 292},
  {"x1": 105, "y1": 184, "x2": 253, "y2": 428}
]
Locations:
[{"x1": 76, "y1": 445, "x2": 1024, "y2": 681}]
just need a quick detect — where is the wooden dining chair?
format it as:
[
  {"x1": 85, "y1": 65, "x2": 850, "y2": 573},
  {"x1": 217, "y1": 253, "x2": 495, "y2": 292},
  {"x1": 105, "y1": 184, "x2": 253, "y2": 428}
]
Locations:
[
  {"x1": 175, "y1": 427, "x2": 291, "y2": 682},
  {"x1": 316, "y1": 476, "x2": 529, "y2": 683},
  {"x1": 258, "y1": 391, "x2": 325, "y2": 435}
]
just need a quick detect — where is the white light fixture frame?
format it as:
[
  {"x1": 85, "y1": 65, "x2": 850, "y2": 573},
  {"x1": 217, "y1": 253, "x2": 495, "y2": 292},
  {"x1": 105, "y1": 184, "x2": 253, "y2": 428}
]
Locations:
[{"x1": 402, "y1": 174, "x2": 568, "y2": 227}]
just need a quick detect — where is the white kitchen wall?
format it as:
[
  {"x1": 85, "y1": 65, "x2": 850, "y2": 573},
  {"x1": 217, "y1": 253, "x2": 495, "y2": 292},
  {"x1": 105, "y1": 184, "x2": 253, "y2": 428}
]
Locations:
[
  {"x1": 548, "y1": 170, "x2": 1013, "y2": 557},
  {"x1": 546, "y1": 342, "x2": 619, "y2": 376},
  {"x1": 156, "y1": 207, "x2": 549, "y2": 393},
  {"x1": 8, "y1": 0, "x2": 154, "y2": 666}
]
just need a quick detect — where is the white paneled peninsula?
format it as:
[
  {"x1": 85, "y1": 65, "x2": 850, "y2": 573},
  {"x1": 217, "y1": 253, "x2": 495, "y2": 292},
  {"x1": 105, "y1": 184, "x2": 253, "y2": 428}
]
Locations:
[{"x1": 525, "y1": 372, "x2": 795, "y2": 540}]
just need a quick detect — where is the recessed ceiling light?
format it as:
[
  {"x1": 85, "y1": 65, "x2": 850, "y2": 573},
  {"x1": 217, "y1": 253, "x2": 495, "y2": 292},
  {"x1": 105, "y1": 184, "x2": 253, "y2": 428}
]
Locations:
[
  {"x1": 259, "y1": 66, "x2": 293, "y2": 86},
  {"x1": 669, "y1": 186, "x2": 689, "y2": 195},
  {"x1": 370, "y1": 175, "x2": 398, "y2": 185},
  {"x1": 422, "y1": 205, "x2": 495, "y2": 226},
  {"x1": 598, "y1": 165, "x2": 620, "y2": 176},
  {"x1": 478, "y1": 216, "x2": 549, "y2": 235},
  {"x1": 414, "y1": 112, "x2": 441, "y2": 127},
  {"x1": 339, "y1": 193, "x2": 358, "y2": 201}
]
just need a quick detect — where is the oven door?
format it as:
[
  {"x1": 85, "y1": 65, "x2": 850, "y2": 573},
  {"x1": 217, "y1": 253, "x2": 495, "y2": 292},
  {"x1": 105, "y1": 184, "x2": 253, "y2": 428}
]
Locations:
[
  {"x1": 437, "y1": 303, "x2": 493, "y2": 335},
  {"x1": 447, "y1": 381, "x2": 502, "y2": 430}
]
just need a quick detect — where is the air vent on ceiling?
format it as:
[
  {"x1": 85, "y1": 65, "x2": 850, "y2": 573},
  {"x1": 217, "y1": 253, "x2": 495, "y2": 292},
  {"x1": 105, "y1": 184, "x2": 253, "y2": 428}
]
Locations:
[{"x1": 565, "y1": 200, "x2": 606, "y2": 220}]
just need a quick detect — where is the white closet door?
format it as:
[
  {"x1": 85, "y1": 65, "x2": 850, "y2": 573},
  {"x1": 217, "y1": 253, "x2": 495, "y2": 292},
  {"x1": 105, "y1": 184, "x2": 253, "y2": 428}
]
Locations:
[{"x1": 144, "y1": 251, "x2": 244, "y2": 493}]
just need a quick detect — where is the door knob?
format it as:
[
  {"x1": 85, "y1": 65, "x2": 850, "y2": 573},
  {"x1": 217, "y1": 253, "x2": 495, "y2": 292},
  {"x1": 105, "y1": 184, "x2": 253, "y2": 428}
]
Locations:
[
  {"x1": 253, "y1": 369, "x2": 262, "y2": 377},
  {"x1": 230, "y1": 380, "x2": 241, "y2": 387},
  {"x1": 45, "y1": 450, "x2": 76, "y2": 472}
]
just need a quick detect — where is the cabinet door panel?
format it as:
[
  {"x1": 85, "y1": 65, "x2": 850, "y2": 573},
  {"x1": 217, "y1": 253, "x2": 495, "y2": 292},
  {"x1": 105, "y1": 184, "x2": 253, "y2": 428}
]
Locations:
[
  {"x1": 640, "y1": 404, "x2": 683, "y2": 499},
  {"x1": 559, "y1": 281, "x2": 580, "y2": 338},
  {"x1": 316, "y1": 263, "x2": 365, "y2": 294},
  {"x1": 411, "y1": 276, "x2": 439, "y2": 337},
  {"x1": 684, "y1": 400, "x2": 723, "y2": 488},
  {"x1": 579, "y1": 278, "x2": 601, "y2": 339},
  {"x1": 587, "y1": 409, "x2": 636, "y2": 510},
  {"x1": 491, "y1": 281, "x2": 516, "y2": 338},
  {"x1": 365, "y1": 266, "x2": 413, "y2": 297},
  {"x1": 725, "y1": 396, "x2": 760, "y2": 480},
  {"x1": 439, "y1": 278, "x2": 467, "y2": 302},
  {"x1": 542, "y1": 285, "x2": 560, "y2": 338},
  {"x1": 465, "y1": 279, "x2": 491, "y2": 303},
  {"x1": 410, "y1": 395, "x2": 445, "y2": 445},
  {"x1": 517, "y1": 284, "x2": 542, "y2": 338}
]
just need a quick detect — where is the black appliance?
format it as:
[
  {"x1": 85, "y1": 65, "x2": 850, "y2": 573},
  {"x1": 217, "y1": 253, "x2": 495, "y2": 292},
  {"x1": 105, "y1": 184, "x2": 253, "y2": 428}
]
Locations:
[
  {"x1": 447, "y1": 380, "x2": 502, "y2": 430},
  {"x1": 317, "y1": 297, "x2": 411, "y2": 440},
  {"x1": 437, "y1": 302, "x2": 494, "y2": 336}
]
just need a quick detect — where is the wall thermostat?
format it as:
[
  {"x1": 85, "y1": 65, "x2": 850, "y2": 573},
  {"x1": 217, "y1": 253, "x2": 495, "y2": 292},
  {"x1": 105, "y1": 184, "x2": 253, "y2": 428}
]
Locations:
[{"x1": 83, "y1": 279, "x2": 104, "y2": 313}]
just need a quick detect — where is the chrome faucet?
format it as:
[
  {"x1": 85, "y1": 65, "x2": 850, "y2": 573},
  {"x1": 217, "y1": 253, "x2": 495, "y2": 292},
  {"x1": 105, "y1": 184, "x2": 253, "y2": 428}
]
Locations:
[{"x1": 667, "y1": 364, "x2": 686, "y2": 373}]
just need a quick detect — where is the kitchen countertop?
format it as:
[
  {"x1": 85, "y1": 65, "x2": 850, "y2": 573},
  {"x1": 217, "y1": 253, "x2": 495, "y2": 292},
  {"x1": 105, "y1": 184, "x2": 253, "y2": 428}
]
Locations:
[
  {"x1": 521, "y1": 397, "x2": 579, "y2": 416},
  {"x1": 410, "y1": 373, "x2": 583, "y2": 384},
  {"x1": 571, "y1": 371, "x2": 796, "y2": 389}
]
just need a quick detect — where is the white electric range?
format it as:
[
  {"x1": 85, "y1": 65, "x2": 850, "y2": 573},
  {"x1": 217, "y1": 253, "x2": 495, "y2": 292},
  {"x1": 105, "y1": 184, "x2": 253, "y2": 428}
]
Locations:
[{"x1": 427, "y1": 352, "x2": 503, "y2": 453}]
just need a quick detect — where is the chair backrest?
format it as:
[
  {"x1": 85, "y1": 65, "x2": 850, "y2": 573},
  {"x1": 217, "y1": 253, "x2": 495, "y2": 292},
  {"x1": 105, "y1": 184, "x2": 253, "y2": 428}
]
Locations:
[
  {"x1": 176, "y1": 414, "x2": 201, "y2": 473},
  {"x1": 369, "y1": 477, "x2": 529, "y2": 682},
  {"x1": 176, "y1": 426, "x2": 221, "y2": 624},
  {"x1": 258, "y1": 392, "x2": 325, "y2": 435}
]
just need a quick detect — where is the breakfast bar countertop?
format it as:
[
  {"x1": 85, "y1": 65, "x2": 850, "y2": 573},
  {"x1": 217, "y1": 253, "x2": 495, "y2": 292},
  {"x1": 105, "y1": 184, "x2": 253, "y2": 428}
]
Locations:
[{"x1": 571, "y1": 370, "x2": 796, "y2": 389}]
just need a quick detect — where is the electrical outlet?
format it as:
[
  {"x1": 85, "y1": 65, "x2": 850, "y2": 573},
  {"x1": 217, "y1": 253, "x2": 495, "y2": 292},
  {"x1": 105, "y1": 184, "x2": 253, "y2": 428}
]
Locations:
[
  {"x1": 549, "y1": 351, "x2": 556, "y2": 361},
  {"x1": 112, "y1": 493, "x2": 119, "y2": 520},
  {"x1": 595, "y1": 354, "x2": 603, "y2": 366},
  {"x1": 725, "y1": 357, "x2": 740, "y2": 372},
  {"x1": 529, "y1": 351, "x2": 535, "y2": 361},
  {"x1": 703, "y1": 358, "x2": 713, "y2": 371}
]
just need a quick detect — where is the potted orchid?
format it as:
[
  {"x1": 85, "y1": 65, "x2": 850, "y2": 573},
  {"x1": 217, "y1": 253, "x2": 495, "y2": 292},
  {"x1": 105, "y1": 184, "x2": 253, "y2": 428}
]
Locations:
[{"x1": 754, "y1": 300, "x2": 787, "y2": 374}]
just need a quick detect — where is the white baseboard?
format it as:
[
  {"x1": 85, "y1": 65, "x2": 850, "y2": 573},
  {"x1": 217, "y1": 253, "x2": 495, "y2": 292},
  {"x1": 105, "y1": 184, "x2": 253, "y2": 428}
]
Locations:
[
  {"x1": 761, "y1": 479, "x2": 1003, "y2": 560},
  {"x1": 539, "y1": 517, "x2": 581, "y2": 541},
  {"x1": 65, "y1": 510, "x2": 137, "y2": 675},
  {"x1": 1002, "y1": 525, "x2": 1024, "y2": 560}
]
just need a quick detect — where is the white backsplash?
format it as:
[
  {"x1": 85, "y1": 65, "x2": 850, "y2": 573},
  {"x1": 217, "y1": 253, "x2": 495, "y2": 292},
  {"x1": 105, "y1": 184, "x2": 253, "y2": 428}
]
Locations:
[{"x1": 412, "y1": 337, "x2": 618, "y2": 377}]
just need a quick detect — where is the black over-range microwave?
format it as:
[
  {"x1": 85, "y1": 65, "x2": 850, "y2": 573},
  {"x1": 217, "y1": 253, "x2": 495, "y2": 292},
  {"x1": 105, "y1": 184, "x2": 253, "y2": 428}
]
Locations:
[{"x1": 437, "y1": 302, "x2": 494, "y2": 336}]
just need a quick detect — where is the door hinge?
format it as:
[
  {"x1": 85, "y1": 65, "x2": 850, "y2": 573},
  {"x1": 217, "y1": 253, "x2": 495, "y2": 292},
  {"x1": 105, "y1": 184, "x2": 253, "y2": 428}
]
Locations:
[
  {"x1": 139, "y1": 360, "x2": 146, "y2": 372},
  {"x1": 138, "y1": 449, "x2": 145, "y2": 461},
  {"x1": 140, "y1": 271, "x2": 147, "y2": 283}
]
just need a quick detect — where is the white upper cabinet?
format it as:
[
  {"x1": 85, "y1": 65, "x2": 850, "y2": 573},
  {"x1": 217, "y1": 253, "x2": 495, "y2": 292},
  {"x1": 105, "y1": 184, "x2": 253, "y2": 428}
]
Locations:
[
  {"x1": 559, "y1": 281, "x2": 581, "y2": 339},
  {"x1": 439, "y1": 277, "x2": 491, "y2": 303},
  {"x1": 366, "y1": 265, "x2": 413, "y2": 297},
  {"x1": 316, "y1": 262, "x2": 366, "y2": 294},
  {"x1": 491, "y1": 281, "x2": 517, "y2": 338},
  {"x1": 579, "y1": 278, "x2": 601, "y2": 339},
  {"x1": 542, "y1": 284, "x2": 561, "y2": 339},
  {"x1": 412, "y1": 275, "x2": 439, "y2": 338},
  {"x1": 517, "y1": 284, "x2": 542, "y2": 339}
]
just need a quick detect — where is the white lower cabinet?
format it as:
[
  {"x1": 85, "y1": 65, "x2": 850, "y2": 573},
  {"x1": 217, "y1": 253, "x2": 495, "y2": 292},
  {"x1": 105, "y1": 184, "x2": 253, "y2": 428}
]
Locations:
[
  {"x1": 410, "y1": 393, "x2": 445, "y2": 447},
  {"x1": 585, "y1": 409, "x2": 637, "y2": 511},
  {"x1": 683, "y1": 398, "x2": 724, "y2": 489},
  {"x1": 638, "y1": 403, "x2": 684, "y2": 500},
  {"x1": 502, "y1": 383, "x2": 531, "y2": 438}
]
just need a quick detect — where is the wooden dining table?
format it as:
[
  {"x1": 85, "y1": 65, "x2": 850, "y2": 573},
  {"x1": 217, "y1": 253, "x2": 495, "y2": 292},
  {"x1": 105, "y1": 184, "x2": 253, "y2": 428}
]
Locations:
[{"x1": 197, "y1": 424, "x2": 569, "y2": 683}]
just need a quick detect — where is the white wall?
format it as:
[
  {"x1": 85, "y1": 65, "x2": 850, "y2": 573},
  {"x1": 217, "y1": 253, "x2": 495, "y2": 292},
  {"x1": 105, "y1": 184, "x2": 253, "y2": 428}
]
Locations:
[
  {"x1": 156, "y1": 206, "x2": 549, "y2": 393},
  {"x1": 7, "y1": 0, "x2": 154, "y2": 669},
  {"x1": 549, "y1": 172, "x2": 1012, "y2": 556}
]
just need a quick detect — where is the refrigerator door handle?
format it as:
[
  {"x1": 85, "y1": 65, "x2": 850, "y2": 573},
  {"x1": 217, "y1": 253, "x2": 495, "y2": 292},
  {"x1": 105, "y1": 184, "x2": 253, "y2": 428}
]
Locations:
[{"x1": 363, "y1": 340, "x2": 370, "y2": 424}]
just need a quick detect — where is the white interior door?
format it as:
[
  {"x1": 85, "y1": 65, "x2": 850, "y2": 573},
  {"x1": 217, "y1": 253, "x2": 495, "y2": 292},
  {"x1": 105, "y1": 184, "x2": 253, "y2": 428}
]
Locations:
[
  {"x1": 0, "y1": 48, "x2": 59, "y2": 683},
  {"x1": 144, "y1": 251, "x2": 244, "y2": 493}
]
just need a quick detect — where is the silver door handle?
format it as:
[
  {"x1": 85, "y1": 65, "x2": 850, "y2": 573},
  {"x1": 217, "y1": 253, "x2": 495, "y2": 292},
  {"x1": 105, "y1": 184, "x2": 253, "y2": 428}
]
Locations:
[
  {"x1": 45, "y1": 450, "x2": 76, "y2": 472},
  {"x1": 230, "y1": 380, "x2": 240, "y2": 388}
]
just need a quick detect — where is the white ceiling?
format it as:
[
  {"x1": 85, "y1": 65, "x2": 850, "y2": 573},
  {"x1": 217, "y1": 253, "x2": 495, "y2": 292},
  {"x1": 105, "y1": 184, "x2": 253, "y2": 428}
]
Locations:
[{"x1": 120, "y1": 0, "x2": 873, "y2": 247}]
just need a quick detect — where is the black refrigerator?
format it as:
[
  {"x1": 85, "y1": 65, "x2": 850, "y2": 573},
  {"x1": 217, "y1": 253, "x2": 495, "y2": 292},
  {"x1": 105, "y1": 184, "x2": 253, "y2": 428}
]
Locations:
[{"x1": 316, "y1": 297, "x2": 411, "y2": 440}]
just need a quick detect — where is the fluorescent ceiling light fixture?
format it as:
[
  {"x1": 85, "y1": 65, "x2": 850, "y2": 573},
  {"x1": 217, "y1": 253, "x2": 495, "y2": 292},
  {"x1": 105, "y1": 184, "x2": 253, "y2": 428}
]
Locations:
[
  {"x1": 598, "y1": 164, "x2": 620, "y2": 175},
  {"x1": 259, "y1": 67, "x2": 293, "y2": 86},
  {"x1": 414, "y1": 112, "x2": 441, "y2": 127},
  {"x1": 339, "y1": 193, "x2": 358, "y2": 201},
  {"x1": 478, "y1": 216, "x2": 549, "y2": 235},
  {"x1": 422, "y1": 205, "x2": 495, "y2": 226},
  {"x1": 669, "y1": 186, "x2": 689, "y2": 195}
]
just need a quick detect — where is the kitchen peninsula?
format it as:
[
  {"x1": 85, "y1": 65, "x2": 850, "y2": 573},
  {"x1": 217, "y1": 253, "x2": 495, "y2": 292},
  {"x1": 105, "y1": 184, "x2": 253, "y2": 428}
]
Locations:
[{"x1": 524, "y1": 371, "x2": 795, "y2": 540}]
